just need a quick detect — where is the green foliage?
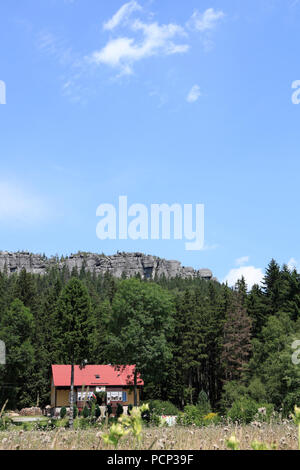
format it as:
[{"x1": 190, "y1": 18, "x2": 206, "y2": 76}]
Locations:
[
  {"x1": 148, "y1": 400, "x2": 179, "y2": 416},
  {"x1": 116, "y1": 403, "x2": 123, "y2": 418},
  {"x1": 226, "y1": 435, "x2": 239, "y2": 450},
  {"x1": 0, "y1": 299, "x2": 35, "y2": 408},
  {"x1": 106, "y1": 404, "x2": 112, "y2": 417},
  {"x1": 0, "y1": 257, "x2": 299, "y2": 417},
  {"x1": 73, "y1": 405, "x2": 78, "y2": 419},
  {"x1": 60, "y1": 406, "x2": 67, "y2": 419},
  {"x1": 82, "y1": 406, "x2": 90, "y2": 418},
  {"x1": 197, "y1": 390, "x2": 211, "y2": 415},
  {"x1": 95, "y1": 405, "x2": 101, "y2": 419},
  {"x1": 54, "y1": 277, "x2": 93, "y2": 364},
  {"x1": 227, "y1": 398, "x2": 259, "y2": 424},
  {"x1": 104, "y1": 278, "x2": 175, "y2": 405},
  {"x1": 177, "y1": 405, "x2": 203, "y2": 426}
]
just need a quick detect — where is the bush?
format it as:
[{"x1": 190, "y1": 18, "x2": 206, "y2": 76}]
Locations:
[
  {"x1": 220, "y1": 381, "x2": 248, "y2": 411},
  {"x1": 82, "y1": 406, "x2": 90, "y2": 419},
  {"x1": 202, "y1": 412, "x2": 220, "y2": 425},
  {"x1": 116, "y1": 403, "x2": 123, "y2": 418},
  {"x1": 106, "y1": 404, "x2": 112, "y2": 417},
  {"x1": 127, "y1": 404, "x2": 133, "y2": 415},
  {"x1": 228, "y1": 398, "x2": 259, "y2": 424},
  {"x1": 95, "y1": 391, "x2": 106, "y2": 406},
  {"x1": 73, "y1": 417, "x2": 90, "y2": 429},
  {"x1": 55, "y1": 417, "x2": 69, "y2": 428},
  {"x1": 197, "y1": 390, "x2": 211, "y2": 416},
  {"x1": 60, "y1": 407, "x2": 67, "y2": 419},
  {"x1": 73, "y1": 405, "x2": 78, "y2": 419},
  {"x1": 177, "y1": 405, "x2": 203, "y2": 426},
  {"x1": 255, "y1": 403, "x2": 275, "y2": 422},
  {"x1": 148, "y1": 400, "x2": 179, "y2": 417},
  {"x1": 95, "y1": 405, "x2": 101, "y2": 419},
  {"x1": 141, "y1": 407, "x2": 151, "y2": 423}
]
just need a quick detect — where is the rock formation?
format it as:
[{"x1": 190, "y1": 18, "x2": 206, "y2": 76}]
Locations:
[{"x1": 0, "y1": 251, "x2": 213, "y2": 281}]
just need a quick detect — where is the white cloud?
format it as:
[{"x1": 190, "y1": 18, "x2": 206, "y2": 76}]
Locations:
[
  {"x1": 223, "y1": 266, "x2": 264, "y2": 290},
  {"x1": 37, "y1": 31, "x2": 73, "y2": 66},
  {"x1": 90, "y1": 19, "x2": 189, "y2": 75},
  {"x1": 103, "y1": 1, "x2": 142, "y2": 31},
  {"x1": 235, "y1": 255, "x2": 250, "y2": 266},
  {"x1": 0, "y1": 182, "x2": 47, "y2": 224},
  {"x1": 187, "y1": 84, "x2": 201, "y2": 103},
  {"x1": 288, "y1": 257, "x2": 298, "y2": 270},
  {"x1": 188, "y1": 8, "x2": 225, "y2": 32}
]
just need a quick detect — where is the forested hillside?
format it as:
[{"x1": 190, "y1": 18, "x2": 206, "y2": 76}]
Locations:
[{"x1": 0, "y1": 259, "x2": 299, "y2": 415}]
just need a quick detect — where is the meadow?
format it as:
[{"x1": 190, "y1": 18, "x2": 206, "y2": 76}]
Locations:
[{"x1": 0, "y1": 422, "x2": 299, "y2": 451}]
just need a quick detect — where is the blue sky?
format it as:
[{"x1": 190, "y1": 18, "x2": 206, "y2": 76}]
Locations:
[{"x1": 0, "y1": 0, "x2": 300, "y2": 287}]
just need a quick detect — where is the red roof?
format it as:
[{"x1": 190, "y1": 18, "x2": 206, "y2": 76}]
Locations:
[{"x1": 51, "y1": 365, "x2": 143, "y2": 387}]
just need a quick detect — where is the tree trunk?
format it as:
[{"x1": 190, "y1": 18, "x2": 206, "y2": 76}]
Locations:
[{"x1": 69, "y1": 363, "x2": 74, "y2": 429}]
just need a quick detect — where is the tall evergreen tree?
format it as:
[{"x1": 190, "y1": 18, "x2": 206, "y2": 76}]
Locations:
[{"x1": 221, "y1": 293, "x2": 252, "y2": 383}]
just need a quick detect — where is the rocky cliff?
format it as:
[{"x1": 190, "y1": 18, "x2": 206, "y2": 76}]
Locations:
[{"x1": 0, "y1": 251, "x2": 213, "y2": 281}]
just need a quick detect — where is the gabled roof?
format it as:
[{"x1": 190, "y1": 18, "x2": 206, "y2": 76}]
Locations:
[{"x1": 51, "y1": 365, "x2": 143, "y2": 387}]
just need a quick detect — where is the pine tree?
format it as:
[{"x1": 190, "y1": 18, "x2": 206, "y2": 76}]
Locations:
[
  {"x1": 0, "y1": 299, "x2": 35, "y2": 408},
  {"x1": 55, "y1": 277, "x2": 93, "y2": 363},
  {"x1": 221, "y1": 293, "x2": 252, "y2": 383}
]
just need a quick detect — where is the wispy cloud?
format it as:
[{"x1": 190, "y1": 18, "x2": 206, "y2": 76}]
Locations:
[
  {"x1": 235, "y1": 255, "x2": 250, "y2": 266},
  {"x1": 36, "y1": 31, "x2": 73, "y2": 66},
  {"x1": 88, "y1": 4, "x2": 225, "y2": 76},
  {"x1": 187, "y1": 8, "x2": 225, "y2": 32},
  {"x1": 90, "y1": 17, "x2": 189, "y2": 75},
  {"x1": 186, "y1": 84, "x2": 201, "y2": 103},
  {"x1": 103, "y1": 1, "x2": 142, "y2": 31},
  {"x1": 36, "y1": 4, "x2": 226, "y2": 99}
]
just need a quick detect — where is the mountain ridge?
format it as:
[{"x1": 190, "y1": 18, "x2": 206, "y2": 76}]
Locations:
[{"x1": 0, "y1": 250, "x2": 214, "y2": 281}]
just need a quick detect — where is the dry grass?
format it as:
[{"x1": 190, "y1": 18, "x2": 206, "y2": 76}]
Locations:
[{"x1": 0, "y1": 422, "x2": 298, "y2": 450}]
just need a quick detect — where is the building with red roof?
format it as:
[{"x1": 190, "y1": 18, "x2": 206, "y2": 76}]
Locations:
[{"x1": 51, "y1": 364, "x2": 143, "y2": 412}]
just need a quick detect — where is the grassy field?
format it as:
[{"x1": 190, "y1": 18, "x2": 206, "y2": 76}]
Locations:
[{"x1": 0, "y1": 423, "x2": 298, "y2": 450}]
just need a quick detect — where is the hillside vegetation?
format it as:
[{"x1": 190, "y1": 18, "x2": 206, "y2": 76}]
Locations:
[{"x1": 0, "y1": 259, "x2": 299, "y2": 418}]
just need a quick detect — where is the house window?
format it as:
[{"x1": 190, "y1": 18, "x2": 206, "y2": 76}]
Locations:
[
  {"x1": 107, "y1": 391, "x2": 122, "y2": 402},
  {"x1": 122, "y1": 391, "x2": 127, "y2": 402}
]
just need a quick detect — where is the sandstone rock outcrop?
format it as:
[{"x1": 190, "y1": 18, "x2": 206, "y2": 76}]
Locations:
[{"x1": 0, "y1": 251, "x2": 213, "y2": 281}]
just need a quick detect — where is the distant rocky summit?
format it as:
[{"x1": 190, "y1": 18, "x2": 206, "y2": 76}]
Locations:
[{"x1": 0, "y1": 251, "x2": 213, "y2": 281}]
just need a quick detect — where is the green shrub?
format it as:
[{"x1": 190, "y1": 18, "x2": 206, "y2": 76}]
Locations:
[
  {"x1": 197, "y1": 390, "x2": 211, "y2": 416},
  {"x1": 55, "y1": 417, "x2": 69, "y2": 428},
  {"x1": 95, "y1": 405, "x2": 101, "y2": 419},
  {"x1": 73, "y1": 405, "x2": 78, "y2": 419},
  {"x1": 141, "y1": 406, "x2": 151, "y2": 423},
  {"x1": 202, "y1": 412, "x2": 221, "y2": 425},
  {"x1": 177, "y1": 405, "x2": 203, "y2": 426},
  {"x1": 116, "y1": 403, "x2": 123, "y2": 418},
  {"x1": 95, "y1": 391, "x2": 106, "y2": 406},
  {"x1": 82, "y1": 406, "x2": 90, "y2": 419},
  {"x1": 220, "y1": 381, "x2": 248, "y2": 411},
  {"x1": 255, "y1": 403, "x2": 275, "y2": 422},
  {"x1": 127, "y1": 404, "x2": 133, "y2": 415},
  {"x1": 148, "y1": 400, "x2": 179, "y2": 416},
  {"x1": 74, "y1": 417, "x2": 90, "y2": 429},
  {"x1": 60, "y1": 406, "x2": 67, "y2": 419},
  {"x1": 228, "y1": 398, "x2": 259, "y2": 424},
  {"x1": 106, "y1": 404, "x2": 112, "y2": 417}
]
